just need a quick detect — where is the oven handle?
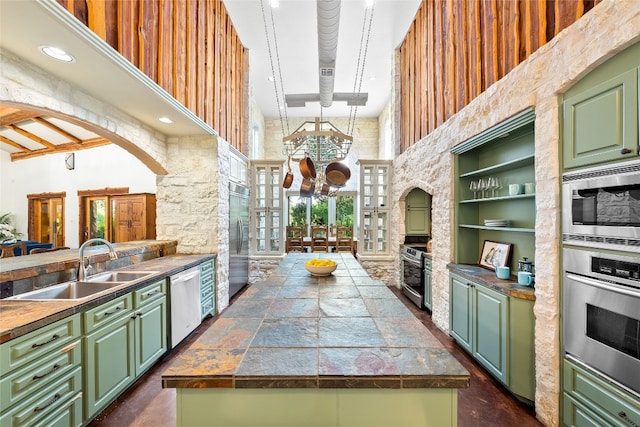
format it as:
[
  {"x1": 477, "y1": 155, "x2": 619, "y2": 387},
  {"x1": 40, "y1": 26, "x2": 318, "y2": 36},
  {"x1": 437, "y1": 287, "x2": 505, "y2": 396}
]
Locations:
[
  {"x1": 401, "y1": 255, "x2": 422, "y2": 266},
  {"x1": 566, "y1": 272, "x2": 640, "y2": 298}
]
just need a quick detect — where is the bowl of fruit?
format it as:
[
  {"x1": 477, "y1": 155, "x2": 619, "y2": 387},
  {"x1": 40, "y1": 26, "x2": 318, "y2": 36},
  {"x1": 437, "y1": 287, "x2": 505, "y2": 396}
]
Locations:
[{"x1": 304, "y1": 258, "x2": 337, "y2": 276}]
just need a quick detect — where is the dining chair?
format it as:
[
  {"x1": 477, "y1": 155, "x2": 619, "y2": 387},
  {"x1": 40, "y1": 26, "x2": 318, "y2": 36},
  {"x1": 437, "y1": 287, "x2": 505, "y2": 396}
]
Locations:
[
  {"x1": 0, "y1": 242, "x2": 27, "y2": 257},
  {"x1": 311, "y1": 225, "x2": 329, "y2": 252},
  {"x1": 335, "y1": 226, "x2": 353, "y2": 253},
  {"x1": 286, "y1": 225, "x2": 305, "y2": 252}
]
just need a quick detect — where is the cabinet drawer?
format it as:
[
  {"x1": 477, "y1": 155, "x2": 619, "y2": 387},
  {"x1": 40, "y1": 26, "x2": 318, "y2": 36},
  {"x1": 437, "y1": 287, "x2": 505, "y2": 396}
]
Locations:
[
  {"x1": 0, "y1": 339, "x2": 81, "y2": 411},
  {"x1": 200, "y1": 260, "x2": 214, "y2": 276},
  {"x1": 563, "y1": 392, "x2": 611, "y2": 427},
  {"x1": 134, "y1": 279, "x2": 166, "y2": 308},
  {"x1": 0, "y1": 315, "x2": 81, "y2": 374},
  {"x1": 201, "y1": 297, "x2": 214, "y2": 318},
  {"x1": 201, "y1": 283, "x2": 214, "y2": 300},
  {"x1": 0, "y1": 365, "x2": 82, "y2": 427},
  {"x1": 83, "y1": 293, "x2": 133, "y2": 330},
  {"x1": 564, "y1": 358, "x2": 640, "y2": 427}
]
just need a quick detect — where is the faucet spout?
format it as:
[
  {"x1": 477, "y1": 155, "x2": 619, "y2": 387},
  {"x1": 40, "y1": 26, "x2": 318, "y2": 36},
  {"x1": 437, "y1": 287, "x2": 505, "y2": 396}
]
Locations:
[{"x1": 78, "y1": 238, "x2": 118, "y2": 281}]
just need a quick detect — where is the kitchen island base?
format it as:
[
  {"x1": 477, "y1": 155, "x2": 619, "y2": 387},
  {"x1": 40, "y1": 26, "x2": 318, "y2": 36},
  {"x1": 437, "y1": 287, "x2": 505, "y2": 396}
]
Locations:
[{"x1": 177, "y1": 388, "x2": 458, "y2": 427}]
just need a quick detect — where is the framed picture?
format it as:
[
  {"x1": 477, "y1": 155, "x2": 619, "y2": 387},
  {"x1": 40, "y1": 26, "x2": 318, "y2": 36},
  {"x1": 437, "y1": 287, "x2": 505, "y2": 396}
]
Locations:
[{"x1": 478, "y1": 240, "x2": 513, "y2": 271}]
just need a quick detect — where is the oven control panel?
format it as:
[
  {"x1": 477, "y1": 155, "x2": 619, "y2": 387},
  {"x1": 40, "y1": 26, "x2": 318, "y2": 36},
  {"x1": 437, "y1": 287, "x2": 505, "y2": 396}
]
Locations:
[{"x1": 591, "y1": 256, "x2": 640, "y2": 282}]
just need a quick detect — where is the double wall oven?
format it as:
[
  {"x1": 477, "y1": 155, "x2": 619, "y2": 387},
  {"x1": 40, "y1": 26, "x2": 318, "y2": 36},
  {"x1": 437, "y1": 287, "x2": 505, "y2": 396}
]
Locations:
[{"x1": 562, "y1": 160, "x2": 640, "y2": 398}]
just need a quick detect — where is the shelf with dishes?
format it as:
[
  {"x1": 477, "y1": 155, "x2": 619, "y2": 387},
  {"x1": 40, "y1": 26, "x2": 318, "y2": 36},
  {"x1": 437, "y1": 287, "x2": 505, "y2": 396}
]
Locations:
[
  {"x1": 459, "y1": 154, "x2": 535, "y2": 179},
  {"x1": 459, "y1": 193, "x2": 534, "y2": 204},
  {"x1": 459, "y1": 224, "x2": 535, "y2": 233}
]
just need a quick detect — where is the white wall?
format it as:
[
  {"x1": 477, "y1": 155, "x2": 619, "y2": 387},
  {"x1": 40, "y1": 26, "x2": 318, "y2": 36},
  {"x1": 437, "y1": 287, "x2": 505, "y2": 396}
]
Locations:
[{"x1": 0, "y1": 144, "x2": 156, "y2": 248}]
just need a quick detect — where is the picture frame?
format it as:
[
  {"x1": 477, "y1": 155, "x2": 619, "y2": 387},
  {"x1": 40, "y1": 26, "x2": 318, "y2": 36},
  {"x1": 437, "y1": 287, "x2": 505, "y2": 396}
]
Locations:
[{"x1": 478, "y1": 240, "x2": 513, "y2": 271}]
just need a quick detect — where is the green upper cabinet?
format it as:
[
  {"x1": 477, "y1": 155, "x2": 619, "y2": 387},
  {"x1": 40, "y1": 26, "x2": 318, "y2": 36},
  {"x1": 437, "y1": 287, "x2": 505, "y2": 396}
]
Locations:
[
  {"x1": 562, "y1": 42, "x2": 640, "y2": 170},
  {"x1": 451, "y1": 109, "x2": 536, "y2": 270},
  {"x1": 405, "y1": 188, "x2": 431, "y2": 236}
]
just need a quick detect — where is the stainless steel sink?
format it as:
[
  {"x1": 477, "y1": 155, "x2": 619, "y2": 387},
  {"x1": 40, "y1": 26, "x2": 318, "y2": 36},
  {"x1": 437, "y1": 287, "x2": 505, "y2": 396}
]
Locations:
[
  {"x1": 6, "y1": 281, "x2": 125, "y2": 301},
  {"x1": 6, "y1": 270, "x2": 159, "y2": 301},
  {"x1": 85, "y1": 271, "x2": 156, "y2": 283}
]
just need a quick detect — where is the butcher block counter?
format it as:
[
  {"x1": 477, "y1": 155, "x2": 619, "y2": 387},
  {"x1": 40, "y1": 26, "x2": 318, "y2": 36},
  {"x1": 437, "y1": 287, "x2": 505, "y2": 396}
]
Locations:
[{"x1": 161, "y1": 253, "x2": 469, "y2": 427}]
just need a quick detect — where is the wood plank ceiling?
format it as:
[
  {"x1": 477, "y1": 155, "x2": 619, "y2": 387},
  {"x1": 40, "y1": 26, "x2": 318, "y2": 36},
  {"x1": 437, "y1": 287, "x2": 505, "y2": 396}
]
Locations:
[{"x1": 0, "y1": 105, "x2": 111, "y2": 161}]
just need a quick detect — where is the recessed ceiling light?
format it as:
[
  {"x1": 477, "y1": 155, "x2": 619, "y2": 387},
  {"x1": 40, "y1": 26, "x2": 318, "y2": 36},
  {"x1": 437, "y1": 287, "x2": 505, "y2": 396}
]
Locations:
[
  {"x1": 39, "y1": 45, "x2": 75, "y2": 63},
  {"x1": 268, "y1": 76, "x2": 275, "y2": 82},
  {"x1": 369, "y1": 75, "x2": 376, "y2": 81},
  {"x1": 365, "y1": 0, "x2": 375, "y2": 8},
  {"x1": 159, "y1": 117, "x2": 173, "y2": 124},
  {"x1": 269, "y1": 0, "x2": 279, "y2": 8}
]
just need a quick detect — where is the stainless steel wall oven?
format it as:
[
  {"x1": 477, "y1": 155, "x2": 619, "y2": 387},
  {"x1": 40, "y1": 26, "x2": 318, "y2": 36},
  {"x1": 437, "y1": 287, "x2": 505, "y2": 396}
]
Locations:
[
  {"x1": 562, "y1": 160, "x2": 640, "y2": 252},
  {"x1": 563, "y1": 247, "x2": 640, "y2": 396}
]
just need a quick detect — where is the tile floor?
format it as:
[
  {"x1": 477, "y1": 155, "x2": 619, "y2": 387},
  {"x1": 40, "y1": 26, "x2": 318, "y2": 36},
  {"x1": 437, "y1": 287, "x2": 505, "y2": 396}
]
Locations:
[{"x1": 88, "y1": 286, "x2": 543, "y2": 427}]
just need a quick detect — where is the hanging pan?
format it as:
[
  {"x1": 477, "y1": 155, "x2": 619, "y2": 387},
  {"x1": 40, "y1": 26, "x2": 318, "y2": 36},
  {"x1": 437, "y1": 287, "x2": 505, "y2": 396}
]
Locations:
[
  {"x1": 299, "y1": 154, "x2": 317, "y2": 180},
  {"x1": 300, "y1": 178, "x2": 315, "y2": 197},
  {"x1": 325, "y1": 161, "x2": 351, "y2": 187},
  {"x1": 282, "y1": 156, "x2": 294, "y2": 189}
]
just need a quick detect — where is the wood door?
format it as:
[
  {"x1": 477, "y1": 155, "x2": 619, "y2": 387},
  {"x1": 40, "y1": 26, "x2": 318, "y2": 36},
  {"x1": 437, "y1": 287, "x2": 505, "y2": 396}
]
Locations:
[
  {"x1": 113, "y1": 198, "x2": 133, "y2": 243},
  {"x1": 27, "y1": 193, "x2": 65, "y2": 247}
]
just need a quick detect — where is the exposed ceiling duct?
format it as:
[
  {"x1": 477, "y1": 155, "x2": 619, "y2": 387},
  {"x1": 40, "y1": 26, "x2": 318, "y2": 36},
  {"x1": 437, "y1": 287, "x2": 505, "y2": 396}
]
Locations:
[{"x1": 316, "y1": 0, "x2": 341, "y2": 108}]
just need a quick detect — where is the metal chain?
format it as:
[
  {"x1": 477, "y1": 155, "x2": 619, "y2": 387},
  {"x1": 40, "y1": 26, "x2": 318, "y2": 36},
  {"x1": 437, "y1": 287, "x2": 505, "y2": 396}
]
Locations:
[
  {"x1": 269, "y1": 5, "x2": 290, "y2": 135},
  {"x1": 260, "y1": 0, "x2": 286, "y2": 139},
  {"x1": 348, "y1": 3, "x2": 375, "y2": 136}
]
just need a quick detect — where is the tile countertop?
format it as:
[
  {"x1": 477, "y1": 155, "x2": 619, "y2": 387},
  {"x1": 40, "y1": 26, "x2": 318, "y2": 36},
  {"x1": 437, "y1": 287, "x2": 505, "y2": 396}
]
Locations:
[
  {"x1": 447, "y1": 263, "x2": 536, "y2": 301},
  {"x1": 0, "y1": 254, "x2": 215, "y2": 344},
  {"x1": 161, "y1": 253, "x2": 470, "y2": 390}
]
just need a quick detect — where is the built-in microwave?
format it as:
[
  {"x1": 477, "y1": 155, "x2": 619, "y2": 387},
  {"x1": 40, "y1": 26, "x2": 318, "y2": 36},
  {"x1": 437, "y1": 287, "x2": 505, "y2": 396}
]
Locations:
[{"x1": 562, "y1": 160, "x2": 640, "y2": 252}]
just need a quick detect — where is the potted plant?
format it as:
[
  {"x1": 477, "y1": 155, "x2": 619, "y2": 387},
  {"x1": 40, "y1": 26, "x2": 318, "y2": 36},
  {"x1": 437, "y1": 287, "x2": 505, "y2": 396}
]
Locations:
[{"x1": 0, "y1": 213, "x2": 22, "y2": 243}]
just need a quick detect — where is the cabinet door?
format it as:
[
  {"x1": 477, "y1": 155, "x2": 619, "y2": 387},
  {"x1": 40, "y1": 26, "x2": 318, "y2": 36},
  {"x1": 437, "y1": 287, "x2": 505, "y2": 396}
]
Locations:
[
  {"x1": 563, "y1": 67, "x2": 638, "y2": 169},
  {"x1": 449, "y1": 276, "x2": 473, "y2": 352},
  {"x1": 84, "y1": 314, "x2": 135, "y2": 419},
  {"x1": 253, "y1": 164, "x2": 282, "y2": 254},
  {"x1": 135, "y1": 297, "x2": 167, "y2": 375},
  {"x1": 423, "y1": 266, "x2": 432, "y2": 311},
  {"x1": 473, "y1": 285, "x2": 509, "y2": 384}
]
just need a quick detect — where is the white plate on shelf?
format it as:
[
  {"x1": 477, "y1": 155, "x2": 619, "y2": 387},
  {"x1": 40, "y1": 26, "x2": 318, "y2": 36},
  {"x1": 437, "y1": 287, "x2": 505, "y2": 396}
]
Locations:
[{"x1": 484, "y1": 219, "x2": 511, "y2": 227}]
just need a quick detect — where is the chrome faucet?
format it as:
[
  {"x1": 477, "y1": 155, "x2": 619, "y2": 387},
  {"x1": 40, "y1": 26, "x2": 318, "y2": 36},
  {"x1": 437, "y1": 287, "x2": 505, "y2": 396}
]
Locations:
[{"x1": 78, "y1": 238, "x2": 118, "y2": 280}]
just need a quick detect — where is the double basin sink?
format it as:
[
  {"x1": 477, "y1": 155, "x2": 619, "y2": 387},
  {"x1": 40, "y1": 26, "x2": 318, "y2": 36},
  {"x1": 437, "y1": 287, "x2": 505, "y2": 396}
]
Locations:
[{"x1": 7, "y1": 270, "x2": 159, "y2": 301}]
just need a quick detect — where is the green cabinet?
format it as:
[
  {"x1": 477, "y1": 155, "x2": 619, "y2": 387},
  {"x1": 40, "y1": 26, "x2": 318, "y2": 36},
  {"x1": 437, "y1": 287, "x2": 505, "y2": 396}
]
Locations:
[
  {"x1": 200, "y1": 259, "x2": 216, "y2": 319},
  {"x1": 449, "y1": 273, "x2": 535, "y2": 402},
  {"x1": 563, "y1": 358, "x2": 640, "y2": 427},
  {"x1": 423, "y1": 256, "x2": 433, "y2": 311},
  {"x1": 405, "y1": 188, "x2": 431, "y2": 236},
  {"x1": 452, "y1": 111, "x2": 536, "y2": 270},
  {"x1": 0, "y1": 315, "x2": 83, "y2": 427},
  {"x1": 562, "y1": 42, "x2": 640, "y2": 170},
  {"x1": 83, "y1": 293, "x2": 136, "y2": 419},
  {"x1": 84, "y1": 280, "x2": 167, "y2": 419}
]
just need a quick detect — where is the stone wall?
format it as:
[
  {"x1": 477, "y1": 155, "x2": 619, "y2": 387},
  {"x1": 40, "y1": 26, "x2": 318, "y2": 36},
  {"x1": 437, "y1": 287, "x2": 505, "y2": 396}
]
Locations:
[{"x1": 387, "y1": 1, "x2": 640, "y2": 425}]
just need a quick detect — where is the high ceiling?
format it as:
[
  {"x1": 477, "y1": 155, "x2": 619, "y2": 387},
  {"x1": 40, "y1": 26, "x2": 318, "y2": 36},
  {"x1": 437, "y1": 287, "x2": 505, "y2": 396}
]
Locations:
[{"x1": 223, "y1": 0, "x2": 421, "y2": 119}]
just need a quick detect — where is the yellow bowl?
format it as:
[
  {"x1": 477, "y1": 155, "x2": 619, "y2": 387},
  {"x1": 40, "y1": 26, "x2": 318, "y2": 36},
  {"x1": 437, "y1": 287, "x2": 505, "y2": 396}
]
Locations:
[{"x1": 304, "y1": 262, "x2": 337, "y2": 276}]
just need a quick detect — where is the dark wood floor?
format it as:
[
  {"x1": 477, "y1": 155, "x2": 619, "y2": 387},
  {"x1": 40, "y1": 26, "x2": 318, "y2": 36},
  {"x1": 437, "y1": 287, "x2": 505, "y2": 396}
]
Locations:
[{"x1": 89, "y1": 286, "x2": 543, "y2": 427}]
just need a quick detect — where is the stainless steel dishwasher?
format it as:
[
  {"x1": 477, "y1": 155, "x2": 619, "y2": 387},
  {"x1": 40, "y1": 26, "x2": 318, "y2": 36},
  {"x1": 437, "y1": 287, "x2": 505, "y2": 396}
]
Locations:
[{"x1": 169, "y1": 266, "x2": 202, "y2": 348}]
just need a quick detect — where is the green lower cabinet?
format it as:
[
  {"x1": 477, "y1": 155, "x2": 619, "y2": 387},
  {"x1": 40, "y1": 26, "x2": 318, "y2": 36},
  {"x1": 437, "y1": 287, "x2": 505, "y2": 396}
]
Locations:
[
  {"x1": 84, "y1": 281, "x2": 167, "y2": 421},
  {"x1": 473, "y1": 285, "x2": 508, "y2": 384},
  {"x1": 563, "y1": 358, "x2": 640, "y2": 427},
  {"x1": 423, "y1": 261, "x2": 433, "y2": 311},
  {"x1": 200, "y1": 259, "x2": 216, "y2": 319},
  {"x1": 135, "y1": 296, "x2": 167, "y2": 374},
  {"x1": 449, "y1": 273, "x2": 535, "y2": 402},
  {"x1": 83, "y1": 301, "x2": 136, "y2": 419}
]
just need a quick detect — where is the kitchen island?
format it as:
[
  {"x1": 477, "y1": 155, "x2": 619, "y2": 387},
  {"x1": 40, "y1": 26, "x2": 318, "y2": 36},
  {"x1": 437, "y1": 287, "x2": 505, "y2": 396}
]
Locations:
[{"x1": 162, "y1": 253, "x2": 469, "y2": 427}]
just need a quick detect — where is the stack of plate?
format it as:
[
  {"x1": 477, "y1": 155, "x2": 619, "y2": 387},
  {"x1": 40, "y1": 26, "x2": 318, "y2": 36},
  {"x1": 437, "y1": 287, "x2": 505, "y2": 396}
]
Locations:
[{"x1": 484, "y1": 219, "x2": 511, "y2": 227}]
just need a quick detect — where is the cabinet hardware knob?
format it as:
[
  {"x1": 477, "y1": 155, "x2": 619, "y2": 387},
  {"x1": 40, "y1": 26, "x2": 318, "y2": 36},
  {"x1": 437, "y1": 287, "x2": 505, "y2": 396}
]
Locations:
[
  {"x1": 31, "y1": 334, "x2": 60, "y2": 348},
  {"x1": 620, "y1": 148, "x2": 633, "y2": 155},
  {"x1": 34, "y1": 393, "x2": 61, "y2": 412},
  {"x1": 33, "y1": 363, "x2": 61, "y2": 381},
  {"x1": 618, "y1": 411, "x2": 639, "y2": 427}
]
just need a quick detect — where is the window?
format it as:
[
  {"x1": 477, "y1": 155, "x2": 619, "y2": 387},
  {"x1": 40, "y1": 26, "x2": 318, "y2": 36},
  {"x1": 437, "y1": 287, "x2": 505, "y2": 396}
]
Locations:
[
  {"x1": 27, "y1": 192, "x2": 65, "y2": 247},
  {"x1": 287, "y1": 192, "x2": 355, "y2": 236}
]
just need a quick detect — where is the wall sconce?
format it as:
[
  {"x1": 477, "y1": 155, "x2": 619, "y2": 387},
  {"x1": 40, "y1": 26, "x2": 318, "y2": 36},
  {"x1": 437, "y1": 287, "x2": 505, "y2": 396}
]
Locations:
[{"x1": 65, "y1": 153, "x2": 75, "y2": 170}]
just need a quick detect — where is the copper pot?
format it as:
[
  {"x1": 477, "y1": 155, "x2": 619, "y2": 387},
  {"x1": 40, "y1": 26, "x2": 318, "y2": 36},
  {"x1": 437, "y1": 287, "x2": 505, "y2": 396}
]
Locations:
[
  {"x1": 325, "y1": 161, "x2": 351, "y2": 187},
  {"x1": 282, "y1": 156, "x2": 294, "y2": 189},
  {"x1": 299, "y1": 154, "x2": 317, "y2": 179},
  {"x1": 319, "y1": 182, "x2": 331, "y2": 196},
  {"x1": 300, "y1": 178, "x2": 315, "y2": 197}
]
